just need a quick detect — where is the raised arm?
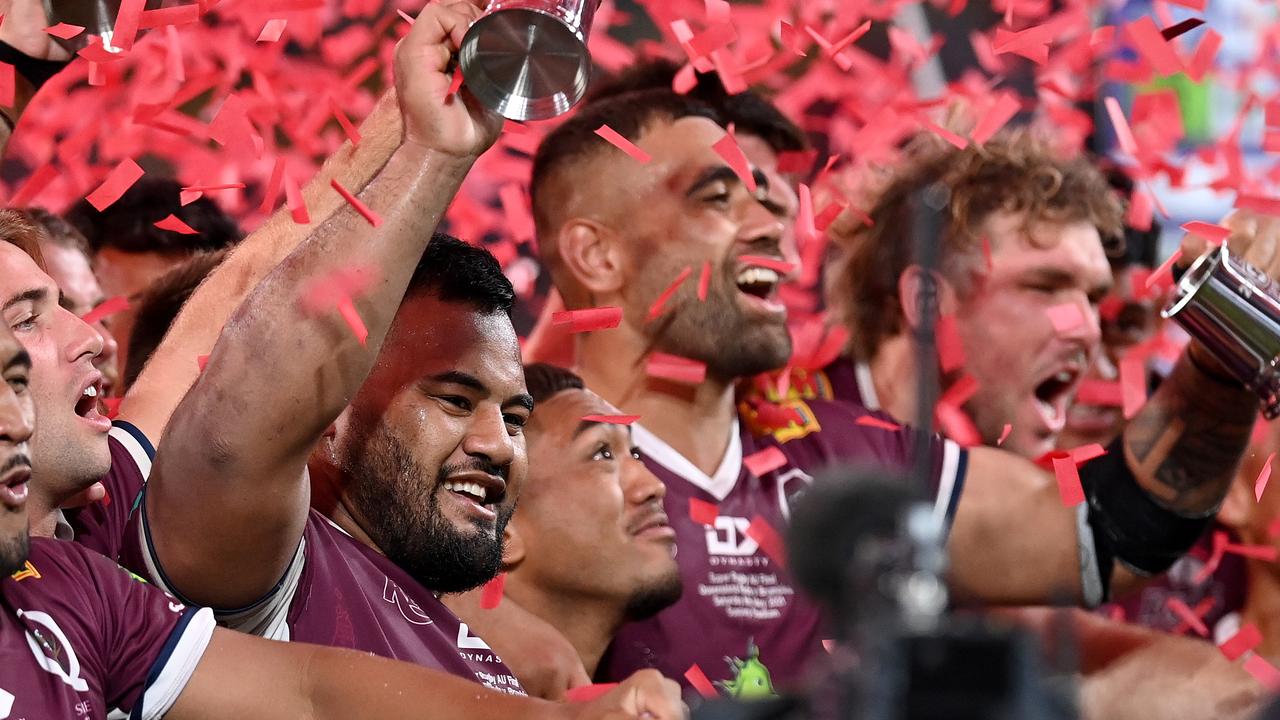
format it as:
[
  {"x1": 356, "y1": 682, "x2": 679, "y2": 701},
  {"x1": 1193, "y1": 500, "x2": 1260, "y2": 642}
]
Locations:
[
  {"x1": 144, "y1": 0, "x2": 500, "y2": 609},
  {"x1": 172, "y1": 627, "x2": 683, "y2": 720},
  {"x1": 116, "y1": 65, "x2": 410, "y2": 443},
  {"x1": 0, "y1": 0, "x2": 72, "y2": 156}
]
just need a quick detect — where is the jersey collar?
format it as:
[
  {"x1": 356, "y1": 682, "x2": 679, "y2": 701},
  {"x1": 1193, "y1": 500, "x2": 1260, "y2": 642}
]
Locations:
[{"x1": 632, "y1": 418, "x2": 742, "y2": 501}]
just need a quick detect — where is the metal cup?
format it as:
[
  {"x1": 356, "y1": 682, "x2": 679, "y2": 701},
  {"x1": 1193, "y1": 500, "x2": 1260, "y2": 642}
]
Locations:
[
  {"x1": 43, "y1": 0, "x2": 163, "y2": 52},
  {"x1": 1163, "y1": 245, "x2": 1280, "y2": 417},
  {"x1": 458, "y1": 0, "x2": 600, "y2": 121}
]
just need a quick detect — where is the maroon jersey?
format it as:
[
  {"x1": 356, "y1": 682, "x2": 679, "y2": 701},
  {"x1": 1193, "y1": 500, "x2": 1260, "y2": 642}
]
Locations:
[
  {"x1": 0, "y1": 538, "x2": 214, "y2": 720},
  {"x1": 68, "y1": 420, "x2": 153, "y2": 561},
  {"x1": 130, "y1": 507, "x2": 524, "y2": 695},
  {"x1": 599, "y1": 397, "x2": 967, "y2": 696}
]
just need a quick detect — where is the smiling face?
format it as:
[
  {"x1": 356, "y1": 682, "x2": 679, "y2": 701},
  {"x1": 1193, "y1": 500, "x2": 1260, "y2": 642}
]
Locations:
[
  {"x1": 605, "y1": 116, "x2": 799, "y2": 381},
  {"x1": 0, "y1": 242, "x2": 109, "y2": 508},
  {"x1": 324, "y1": 292, "x2": 532, "y2": 594},
  {"x1": 951, "y1": 211, "x2": 1111, "y2": 458},
  {"x1": 0, "y1": 323, "x2": 34, "y2": 576},
  {"x1": 512, "y1": 387, "x2": 681, "y2": 617}
]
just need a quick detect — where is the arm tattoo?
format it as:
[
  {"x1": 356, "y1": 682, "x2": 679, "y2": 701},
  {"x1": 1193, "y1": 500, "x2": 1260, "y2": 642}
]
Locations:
[{"x1": 1122, "y1": 351, "x2": 1256, "y2": 514}]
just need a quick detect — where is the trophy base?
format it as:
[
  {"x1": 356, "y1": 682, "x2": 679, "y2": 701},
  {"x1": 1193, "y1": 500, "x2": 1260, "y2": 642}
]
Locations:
[{"x1": 459, "y1": 8, "x2": 591, "y2": 122}]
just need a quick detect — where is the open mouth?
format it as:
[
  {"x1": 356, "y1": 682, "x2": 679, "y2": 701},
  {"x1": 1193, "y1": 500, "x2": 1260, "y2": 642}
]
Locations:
[
  {"x1": 75, "y1": 382, "x2": 101, "y2": 418},
  {"x1": 440, "y1": 476, "x2": 506, "y2": 508},
  {"x1": 1031, "y1": 364, "x2": 1083, "y2": 432},
  {"x1": 0, "y1": 465, "x2": 30, "y2": 510},
  {"x1": 736, "y1": 266, "x2": 781, "y2": 300}
]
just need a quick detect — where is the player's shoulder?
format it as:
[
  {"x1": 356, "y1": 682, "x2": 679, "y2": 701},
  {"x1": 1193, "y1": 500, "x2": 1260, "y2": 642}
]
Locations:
[{"x1": 12, "y1": 538, "x2": 143, "y2": 594}]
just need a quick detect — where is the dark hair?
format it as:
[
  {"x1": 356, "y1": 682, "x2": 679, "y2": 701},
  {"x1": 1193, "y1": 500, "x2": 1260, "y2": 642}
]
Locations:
[
  {"x1": 124, "y1": 249, "x2": 230, "y2": 390},
  {"x1": 20, "y1": 207, "x2": 89, "y2": 255},
  {"x1": 1100, "y1": 163, "x2": 1160, "y2": 269},
  {"x1": 65, "y1": 176, "x2": 243, "y2": 256},
  {"x1": 408, "y1": 234, "x2": 515, "y2": 315},
  {"x1": 588, "y1": 58, "x2": 808, "y2": 154},
  {"x1": 523, "y1": 362, "x2": 584, "y2": 405}
]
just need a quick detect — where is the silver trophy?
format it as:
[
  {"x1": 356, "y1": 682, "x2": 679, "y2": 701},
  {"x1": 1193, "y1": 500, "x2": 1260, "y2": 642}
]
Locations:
[
  {"x1": 1163, "y1": 245, "x2": 1280, "y2": 417},
  {"x1": 42, "y1": 0, "x2": 163, "y2": 52},
  {"x1": 458, "y1": 0, "x2": 600, "y2": 121}
]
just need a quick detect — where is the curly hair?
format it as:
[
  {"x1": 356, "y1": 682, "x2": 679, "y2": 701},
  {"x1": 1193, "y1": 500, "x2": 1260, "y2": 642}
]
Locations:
[{"x1": 826, "y1": 130, "x2": 1124, "y2": 361}]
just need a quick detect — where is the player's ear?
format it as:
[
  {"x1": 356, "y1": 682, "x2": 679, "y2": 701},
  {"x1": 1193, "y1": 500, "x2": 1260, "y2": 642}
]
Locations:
[
  {"x1": 898, "y1": 265, "x2": 955, "y2": 330},
  {"x1": 501, "y1": 523, "x2": 526, "y2": 570},
  {"x1": 558, "y1": 219, "x2": 625, "y2": 298}
]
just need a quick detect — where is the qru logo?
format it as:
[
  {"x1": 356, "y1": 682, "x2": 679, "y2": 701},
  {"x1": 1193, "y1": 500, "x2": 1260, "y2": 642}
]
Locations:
[{"x1": 19, "y1": 609, "x2": 88, "y2": 692}]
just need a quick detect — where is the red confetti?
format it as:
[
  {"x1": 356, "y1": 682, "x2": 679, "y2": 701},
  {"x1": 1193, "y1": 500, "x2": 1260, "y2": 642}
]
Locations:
[
  {"x1": 1104, "y1": 97, "x2": 1139, "y2": 157},
  {"x1": 855, "y1": 415, "x2": 902, "y2": 432},
  {"x1": 1119, "y1": 353, "x2": 1147, "y2": 420},
  {"x1": 447, "y1": 67, "x2": 464, "y2": 99},
  {"x1": 689, "y1": 498, "x2": 718, "y2": 526},
  {"x1": 1166, "y1": 597, "x2": 1210, "y2": 637},
  {"x1": 85, "y1": 159, "x2": 145, "y2": 212},
  {"x1": 581, "y1": 414, "x2": 640, "y2": 425},
  {"x1": 1181, "y1": 221, "x2": 1231, "y2": 245},
  {"x1": 595, "y1": 124, "x2": 651, "y2": 163},
  {"x1": 744, "y1": 446, "x2": 786, "y2": 477},
  {"x1": 1046, "y1": 303, "x2": 1085, "y2": 333},
  {"x1": 154, "y1": 214, "x2": 198, "y2": 234},
  {"x1": 1049, "y1": 452, "x2": 1085, "y2": 507},
  {"x1": 197, "y1": 355, "x2": 210, "y2": 372},
  {"x1": 712, "y1": 126, "x2": 757, "y2": 193},
  {"x1": 1075, "y1": 379, "x2": 1123, "y2": 407},
  {"x1": 335, "y1": 297, "x2": 369, "y2": 346},
  {"x1": 102, "y1": 397, "x2": 122, "y2": 420},
  {"x1": 1193, "y1": 530, "x2": 1230, "y2": 585},
  {"x1": 81, "y1": 296, "x2": 130, "y2": 326},
  {"x1": 1257, "y1": 453, "x2": 1275, "y2": 502},
  {"x1": 9, "y1": 164, "x2": 59, "y2": 207},
  {"x1": 285, "y1": 172, "x2": 310, "y2": 225},
  {"x1": 329, "y1": 97, "x2": 362, "y2": 146},
  {"x1": 181, "y1": 183, "x2": 247, "y2": 194},
  {"x1": 1145, "y1": 250, "x2": 1182, "y2": 293},
  {"x1": 1125, "y1": 15, "x2": 1184, "y2": 76},
  {"x1": 565, "y1": 684, "x2": 619, "y2": 703},
  {"x1": 684, "y1": 664, "x2": 719, "y2": 699},
  {"x1": 646, "y1": 266, "x2": 693, "y2": 322},
  {"x1": 997, "y1": 423, "x2": 1012, "y2": 446},
  {"x1": 479, "y1": 572, "x2": 506, "y2": 609},
  {"x1": 1236, "y1": 195, "x2": 1280, "y2": 218},
  {"x1": 1244, "y1": 655, "x2": 1280, "y2": 691},
  {"x1": 138, "y1": 4, "x2": 200, "y2": 29},
  {"x1": 1185, "y1": 29, "x2": 1221, "y2": 82},
  {"x1": 697, "y1": 261, "x2": 711, "y2": 302},
  {"x1": 1224, "y1": 542, "x2": 1280, "y2": 562},
  {"x1": 257, "y1": 19, "x2": 287, "y2": 43},
  {"x1": 935, "y1": 314, "x2": 965, "y2": 373},
  {"x1": 331, "y1": 178, "x2": 382, "y2": 227},
  {"x1": 776, "y1": 149, "x2": 817, "y2": 174},
  {"x1": 43, "y1": 23, "x2": 84, "y2": 40},
  {"x1": 111, "y1": 0, "x2": 146, "y2": 51},
  {"x1": 396, "y1": 8, "x2": 415, "y2": 25},
  {"x1": 971, "y1": 92, "x2": 1021, "y2": 145},
  {"x1": 551, "y1": 307, "x2": 622, "y2": 333},
  {"x1": 745, "y1": 515, "x2": 787, "y2": 568},
  {"x1": 646, "y1": 352, "x2": 707, "y2": 385}
]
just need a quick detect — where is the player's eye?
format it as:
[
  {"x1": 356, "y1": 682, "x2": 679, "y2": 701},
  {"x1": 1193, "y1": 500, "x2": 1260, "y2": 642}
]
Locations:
[
  {"x1": 439, "y1": 395, "x2": 472, "y2": 411},
  {"x1": 593, "y1": 443, "x2": 615, "y2": 461}
]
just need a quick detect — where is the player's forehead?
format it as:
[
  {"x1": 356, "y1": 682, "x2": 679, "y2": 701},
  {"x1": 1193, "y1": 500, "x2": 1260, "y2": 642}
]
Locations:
[
  {"x1": 981, "y1": 211, "x2": 1111, "y2": 286},
  {"x1": 389, "y1": 298, "x2": 524, "y2": 395},
  {"x1": 643, "y1": 116, "x2": 734, "y2": 184},
  {"x1": 0, "y1": 242, "x2": 56, "y2": 300},
  {"x1": 529, "y1": 388, "x2": 628, "y2": 447}
]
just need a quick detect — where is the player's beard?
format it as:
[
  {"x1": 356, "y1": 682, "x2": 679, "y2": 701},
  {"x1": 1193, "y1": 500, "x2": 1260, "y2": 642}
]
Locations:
[
  {"x1": 622, "y1": 569, "x2": 683, "y2": 621},
  {"x1": 0, "y1": 525, "x2": 29, "y2": 577},
  {"x1": 348, "y1": 427, "x2": 514, "y2": 594},
  {"x1": 638, "y1": 258, "x2": 791, "y2": 381}
]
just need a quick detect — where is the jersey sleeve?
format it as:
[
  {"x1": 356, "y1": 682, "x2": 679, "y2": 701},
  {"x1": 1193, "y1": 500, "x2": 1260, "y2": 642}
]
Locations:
[
  {"x1": 69, "y1": 421, "x2": 154, "y2": 560},
  {"x1": 129, "y1": 478, "x2": 309, "y2": 641},
  {"x1": 77, "y1": 548, "x2": 215, "y2": 720}
]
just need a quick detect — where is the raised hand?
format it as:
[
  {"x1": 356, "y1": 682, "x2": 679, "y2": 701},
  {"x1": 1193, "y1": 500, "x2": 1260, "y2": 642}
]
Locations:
[
  {"x1": 0, "y1": 0, "x2": 71, "y2": 61},
  {"x1": 394, "y1": 1, "x2": 503, "y2": 160}
]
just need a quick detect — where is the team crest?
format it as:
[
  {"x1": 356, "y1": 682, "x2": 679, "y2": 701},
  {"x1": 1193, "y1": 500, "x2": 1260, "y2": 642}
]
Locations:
[{"x1": 740, "y1": 397, "x2": 822, "y2": 443}]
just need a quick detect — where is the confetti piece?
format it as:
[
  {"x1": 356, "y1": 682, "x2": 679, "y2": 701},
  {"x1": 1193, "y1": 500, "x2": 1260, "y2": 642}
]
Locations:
[
  {"x1": 1269, "y1": 517, "x2": 1280, "y2": 540},
  {"x1": 257, "y1": 18, "x2": 287, "y2": 42},
  {"x1": 697, "y1": 262, "x2": 711, "y2": 302},
  {"x1": 1046, "y1": 303, "x2": 1085, "y2": 334},
  {"x1": 447, "y1": 67, "x2": 464, "y2": 98},
  {"x1": 102, "y1": 397, "x2": 122, "y2": 420},
  {"x1": 738, "y1": 255, "x2": 796, "y2": 274},
  {"x1": 936, "y1": 314, "x2": 966, "y2": 373},
  {"x1": 745, "y1": 515, "x2": 787, "y2": 568},
  {"x1": 1166, "y1": 597, "x2": 1210, "y2": 637},
  {"x1": 1192, "y1": 530, "x2": 1229, "y2": 585},
  {"x1": 581, "y1": 414, "x2": 640, "y2": 425},
  {"x1": 336, "y1": 297, "x2": 368, "y2": 345},
  {"x1": 9, "y1": 164, "x2": 59, "y2": 207},
  {"x1": 1104, "y1": 97, "x2": 1139, "y2": 157},
  {"x1": 1184, "y1": 28, "x2": 1221, "y2": 82},
  {"x1": 1162, "y1": 0, "x2": 1205, "y2": 9},
  {"x1": 646, "y1": 352, "x2": 707, "y2": 385},
  {"x1": 551, "y1": 307, "x2": 621, "y2": 333},
  {"x1": 970, "y1": 92, "x2": 1021, "y2": 145},
  {"x1": 82, "y1": 296, "x2": 130, "y2": 326},
  {"x1": 1119, "y1": 353, "x2": 1147, "y2": 420},
  {"x1": 712, "y1": 126, "x2": 757, "y2": 193},
  {"x1": 479, "y1": 572, "x2": 505, "y2": 609},
  {"x1": 1076, "y1": 379, "x2": 1123, "y2": 407},
  {"x1": 138, "y1": 4, "x2": 200, "y2": 29},
  {"x1": 1244, "y1": 655, "x2": 1280, "y2": 691},
  {"x1": 855, "y1": 415, "x2": 902, "y2": 432},
  {"x1": 565, "y1": 684, "x2": 619, "y2": 703},
  {"x1": 331, "y1": 178, "x2": 382, "y2": 227},
  {"x1": 1068, "y1": 444, "x2": 1108, "y2": 464},
  {"x1": 181, "y1": 183, "x2": 247, "y2": 194},
  {"x1": 687, "y1": 23, "x2": 737, "y2": 60},
  {"x1": 85, "y1": 159, "x2": 145, "y2": 212},
  {"x1": 1126, "y1": 188, "x2": 1153, "y2": 232},
  {"x1": 1145, "y1": 250, "x2": 1182, "y2": 293},
  {"x1": 921, "y1": 119, "x2": 969, "y2": 149},
  {"x1": 997, "y1": 423, "x2": 1012, "y2": 445},
  {"x1": 154, "y1": 214, "x2": 198, "y2": 234},
  {"x1": 111, "y1": 0, "x2": 146, "y2": 51},
  {"x1": 744, "y1": 446, "x2": 786, "y2": 477},
  {"x1": 594, "y1": 124, "x2": 651, "y2": 163},
  {"x1": 396, "y1": 8, "x2": 415, "y2": 25},
  {"x1": 1181, "y1": 221, "x2": 1231, "y2": 245},
  {"x1": 284, "y1": 172, "x2": 310, "y2": 225},
  {"x1": 796, "y1": 183, "x2": 816, "y2": 244},
  {"x1": 1236, "y1": 195, "x2": 1280, "y2": 218},
  {"x1": 776, "y1": 149, "x2": 817, "y2": 174},
  {"x1": 329, "y1": 97, "x2": 361, "y2": 146},
  {"x1": 1050, "y1": 452, "x2": 1085, "y2": 507},
  {"x1": 685, "y1": 665, "x2": 719, "y2": 698},
  {"x1": 43, "y1": 23, "x2": 84, "y2": 40},
  {"x1": 1160, "y1": 17, "x2": 1204, "y2": 41},
  {"x1": 1125, "y1": 15, "x2": 1184, "y2": 76},
  {"x1": 689, "y1": 498, "x2": 718, "y2": 526},
  {"x1": 936, "y1": 400, "x2": 982, "y2": 447},
  {"x1": 197, "y1": 355, "x2": 210, "y2": 372},
  {"x1": 1258, "y1": 453, "x2": 1275, "y2": 502},
  {"x1": 1225, "y1": 542, "x2": 1279, "y2": 561},
  {"x1": 646, "y1": 266, "x2": 694, "y2": 322}
]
